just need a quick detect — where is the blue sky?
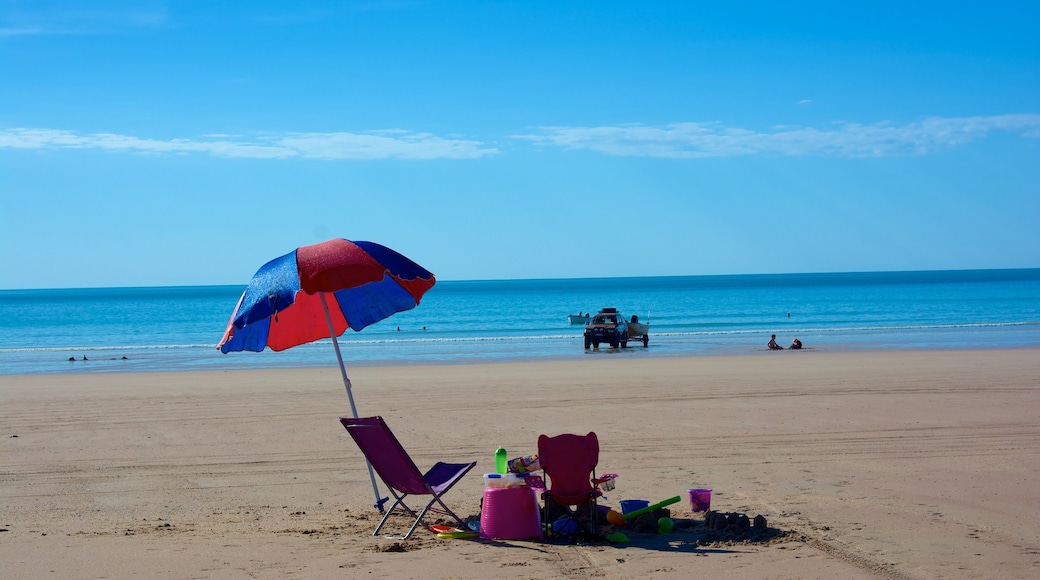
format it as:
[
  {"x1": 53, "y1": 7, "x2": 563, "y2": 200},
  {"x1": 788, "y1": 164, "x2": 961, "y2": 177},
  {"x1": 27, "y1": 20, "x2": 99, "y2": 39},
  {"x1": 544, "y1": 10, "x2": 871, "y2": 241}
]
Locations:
[{"x1": 1, "y1": 1, "x2": 1038, "y2": 289}]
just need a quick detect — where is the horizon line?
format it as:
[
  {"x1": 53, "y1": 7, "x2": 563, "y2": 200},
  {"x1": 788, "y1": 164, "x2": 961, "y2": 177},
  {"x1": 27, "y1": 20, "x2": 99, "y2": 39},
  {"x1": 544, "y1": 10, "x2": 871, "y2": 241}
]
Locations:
[{"x1": 3, "y1": 266, "x2": 1038, "y2": 292}]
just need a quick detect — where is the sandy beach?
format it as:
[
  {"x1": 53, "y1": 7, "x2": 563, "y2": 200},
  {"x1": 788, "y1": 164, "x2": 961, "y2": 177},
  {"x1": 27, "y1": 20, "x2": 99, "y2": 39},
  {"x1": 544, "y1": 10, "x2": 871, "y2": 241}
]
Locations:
[{"x1": 1, "y1": 349, "x2": 1038, "y2": 579}]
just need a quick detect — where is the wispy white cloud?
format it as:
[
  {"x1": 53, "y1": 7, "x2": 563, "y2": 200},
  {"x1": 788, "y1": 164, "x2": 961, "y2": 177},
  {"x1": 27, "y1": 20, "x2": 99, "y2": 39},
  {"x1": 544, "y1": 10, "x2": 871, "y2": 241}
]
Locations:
[
  {"x1": 0, "y1": 128, "x2": 498, "y2": 160},
  {"x1": 4, "y1": 115, "x2": 1036, "y2": 161},
  {"x1": 513, "y1": 114, "x2": 1040, "y2": 158},
  {"x1": 0, "y1": 1, "x2": 414, "y2": 36},
  {"x1": 0, "y1": 129, "x2": 294, "y2": 158},
  {"x1": 276, "y1": 130, "x2": 496, "y2": 160},
  {"x1": 0, "y1": 1, "x2": 169, "y2": 36}
]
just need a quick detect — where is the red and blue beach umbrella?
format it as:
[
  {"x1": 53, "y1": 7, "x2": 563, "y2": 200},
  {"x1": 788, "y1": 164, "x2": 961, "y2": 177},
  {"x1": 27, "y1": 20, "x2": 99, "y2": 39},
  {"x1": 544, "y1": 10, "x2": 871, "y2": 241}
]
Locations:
[
  {"x1": 218, "y1": 238, "x2": 435, "y2": 354},
  {"x1": 217, "y1": 238, "x2": 435, "y2": 511}
]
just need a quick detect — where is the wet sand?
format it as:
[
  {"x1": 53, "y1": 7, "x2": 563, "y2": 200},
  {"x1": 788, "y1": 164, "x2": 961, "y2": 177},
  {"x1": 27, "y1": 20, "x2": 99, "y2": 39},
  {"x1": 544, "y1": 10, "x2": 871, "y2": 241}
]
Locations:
[{"x1": 1, "y1": 348, "x2": 1038, "y2": 579}]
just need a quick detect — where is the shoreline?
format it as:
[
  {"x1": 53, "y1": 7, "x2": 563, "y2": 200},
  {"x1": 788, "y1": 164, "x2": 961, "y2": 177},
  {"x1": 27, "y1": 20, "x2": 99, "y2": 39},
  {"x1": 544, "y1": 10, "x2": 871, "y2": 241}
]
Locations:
[
  {"x1": 2, "y1": 348, "x2": 1038, "y2": 579},
  {"x1": 5, "y1": 326, "x2": 1040, "y2": 376}
]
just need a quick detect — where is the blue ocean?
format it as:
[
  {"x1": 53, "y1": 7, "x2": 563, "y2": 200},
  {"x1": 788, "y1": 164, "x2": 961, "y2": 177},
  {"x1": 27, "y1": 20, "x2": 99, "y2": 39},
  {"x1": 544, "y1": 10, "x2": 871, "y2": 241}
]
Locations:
[{"x1": 2, "y1": 269, "x2": 1039, "y2": 375}]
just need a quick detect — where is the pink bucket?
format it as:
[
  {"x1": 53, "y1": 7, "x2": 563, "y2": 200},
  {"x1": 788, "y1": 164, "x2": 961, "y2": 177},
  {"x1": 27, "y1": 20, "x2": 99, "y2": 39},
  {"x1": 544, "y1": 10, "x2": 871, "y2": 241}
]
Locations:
[
  {"x1": 688, "y1": 488, "x2": 711, "y2": 512},
  {"x1": 479, "y1": 486, "x2": 542, "y2": 540}
]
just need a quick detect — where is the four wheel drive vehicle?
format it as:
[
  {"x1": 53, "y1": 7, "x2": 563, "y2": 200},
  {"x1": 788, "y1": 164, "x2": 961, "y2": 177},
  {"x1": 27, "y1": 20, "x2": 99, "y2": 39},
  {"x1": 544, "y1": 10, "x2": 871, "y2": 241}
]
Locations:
[{"x1": 584, "y1": 308, "x2": 629, "y2": 349}]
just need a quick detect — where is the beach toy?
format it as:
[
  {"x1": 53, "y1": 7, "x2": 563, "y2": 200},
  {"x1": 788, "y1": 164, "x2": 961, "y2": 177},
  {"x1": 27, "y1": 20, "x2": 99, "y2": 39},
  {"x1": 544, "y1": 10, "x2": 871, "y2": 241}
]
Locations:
[
  {"x1": 593, "y1": 473, "x2": 618, "y2": 492},
  {"x1": 616, "y1": 496, "x2": 682, "y2": 521},
  {"x1": 688, "y1": 488, "x2": 712, "y2": 512},
  {"x1": 619, "y1": 499, "x2": 650, "y2": 515},
  {"x1": 437, "y1": 531, "x2": 478, "y2": 539},
  {"x1": 430, "y1": 525, "x2": 477, "y2": 538},
  {"x1": 657, "y1": 517, "x2": 673, "y2": 534},
  {"x1": 606, "y1": 532, "x2": 629, "y2": 543},
  {"x1": 607, "y1": 496, "x2": 681, "y2": 526},
  {"x1": 552, "y1": 517, "x2": 578, "y2": 533}
]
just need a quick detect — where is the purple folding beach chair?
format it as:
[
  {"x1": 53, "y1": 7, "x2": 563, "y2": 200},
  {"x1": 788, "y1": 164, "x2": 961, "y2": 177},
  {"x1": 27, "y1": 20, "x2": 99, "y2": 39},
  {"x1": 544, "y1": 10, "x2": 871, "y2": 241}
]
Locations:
[{"x1": 340, "y1": 416, "x2": 476, "y2": 539}]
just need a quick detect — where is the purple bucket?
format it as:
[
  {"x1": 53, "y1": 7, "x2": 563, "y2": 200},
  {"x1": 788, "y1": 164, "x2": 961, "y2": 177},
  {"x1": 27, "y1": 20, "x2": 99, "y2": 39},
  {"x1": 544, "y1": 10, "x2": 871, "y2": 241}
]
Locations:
[{"x1": 688, "y1": 488, "x2": 711, "y2": 512}]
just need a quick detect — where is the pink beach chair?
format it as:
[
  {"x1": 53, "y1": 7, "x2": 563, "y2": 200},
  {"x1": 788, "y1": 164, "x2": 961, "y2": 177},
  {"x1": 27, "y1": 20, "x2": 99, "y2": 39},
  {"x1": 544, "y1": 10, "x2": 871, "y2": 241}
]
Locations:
[
  {"x1": 340, "y1": 416, "x2": 476, "y2": 539},
  {"x1": 538, "y1": 431, "x2": 600, "y2": 540}
]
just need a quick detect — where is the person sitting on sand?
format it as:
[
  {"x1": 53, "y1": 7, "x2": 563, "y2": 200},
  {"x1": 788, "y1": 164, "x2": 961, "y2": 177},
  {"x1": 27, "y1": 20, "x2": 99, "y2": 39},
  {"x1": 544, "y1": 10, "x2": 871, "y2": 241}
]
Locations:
[
  {"x1": 768, "y1": 334, "x2": 783, "y2": 350},
  {"x1": 790, "y1": 338, "x2": 802, "y2": 350}
]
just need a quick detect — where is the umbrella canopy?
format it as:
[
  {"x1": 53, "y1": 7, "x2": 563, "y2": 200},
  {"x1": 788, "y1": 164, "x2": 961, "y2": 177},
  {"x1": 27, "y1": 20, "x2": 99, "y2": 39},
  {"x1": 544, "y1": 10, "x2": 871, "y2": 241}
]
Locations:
[
  {"x1": 218, "y1": 238, "x2": 435, "y2": 353},
  {"x1": 216, "y1": 238, "x2": 435, "y2": 512}
]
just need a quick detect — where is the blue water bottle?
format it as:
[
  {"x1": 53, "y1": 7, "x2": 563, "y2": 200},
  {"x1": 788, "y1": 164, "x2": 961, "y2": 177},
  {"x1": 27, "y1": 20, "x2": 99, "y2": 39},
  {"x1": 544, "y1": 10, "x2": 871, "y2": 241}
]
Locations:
[{"x1": 495, "y1": 446, "x2": 507, "y2": 474}]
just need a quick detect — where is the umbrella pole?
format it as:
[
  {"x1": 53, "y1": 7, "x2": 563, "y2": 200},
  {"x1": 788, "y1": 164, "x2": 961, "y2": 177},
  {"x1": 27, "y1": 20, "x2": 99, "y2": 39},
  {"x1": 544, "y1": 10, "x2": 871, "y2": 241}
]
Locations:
[{"x1": 321, "y1": 294, "x2": 387, "y2": 514}]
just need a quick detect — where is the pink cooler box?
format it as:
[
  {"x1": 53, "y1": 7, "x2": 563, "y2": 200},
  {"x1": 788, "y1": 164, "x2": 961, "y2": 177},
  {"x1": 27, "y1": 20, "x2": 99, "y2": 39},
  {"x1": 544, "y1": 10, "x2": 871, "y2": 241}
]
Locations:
[{"x1": 479, "y1": 486, "x2": 542, "y2": 540}]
